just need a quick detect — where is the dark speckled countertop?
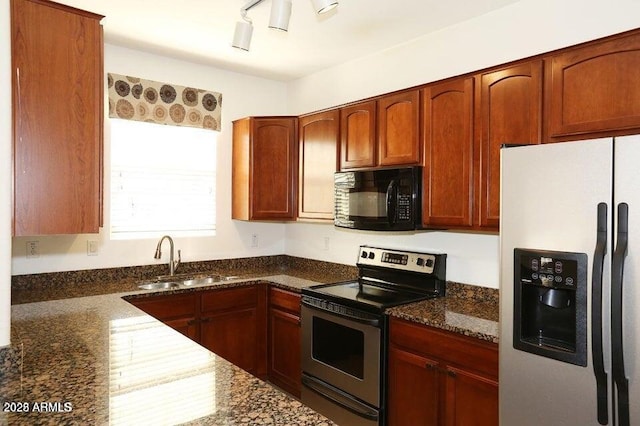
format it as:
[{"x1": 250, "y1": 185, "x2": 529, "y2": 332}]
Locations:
[{"x1": 3, "y1": 256, "x2": 499, "y2": 425}]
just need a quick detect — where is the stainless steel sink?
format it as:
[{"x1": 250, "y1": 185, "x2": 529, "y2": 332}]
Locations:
[
  {"x1": 181, "y1": 276, "x2": 222, "y2": 286},
  {"x1": 181, "y1": 275, "x2": 241, "y2": 286},
  {"x1": 137, "y1": 281, "x2": 181, "y2": 290}
]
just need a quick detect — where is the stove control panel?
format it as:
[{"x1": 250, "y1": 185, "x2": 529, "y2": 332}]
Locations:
[{"x1": 357, "y1": 246, "x2": 440, "y2": 275}]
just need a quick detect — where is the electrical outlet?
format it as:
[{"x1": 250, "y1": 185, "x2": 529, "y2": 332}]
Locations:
[
  {"x1": 26, "y1": 241, "x2": 40, "y2": 258},
  {"x1": 323, "y1": 237, "x2": 330, "y2": 251},
  {"x1": 251, "y1": 234, "x2": 259, "y2": 248},
  {"x1": 87, "y1": 240, "x2": 98, "y2": 256}
]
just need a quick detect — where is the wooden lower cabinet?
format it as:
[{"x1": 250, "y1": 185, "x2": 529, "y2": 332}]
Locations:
[
  {"x1": 128, "y1": 284, "x2": 302, "y2": 390},
  {"x1": 268, "y1": 287, "x2": 302, "y2": 397},
  {"x1": 387, "y1": 317, "x2": 498, "y2": 426},
  {"x1": 128, "y1": 292, "x2": 199, "y2": 340},
  {"x1": 200, "y1": 285, "x2": 267, "y2": 379}
]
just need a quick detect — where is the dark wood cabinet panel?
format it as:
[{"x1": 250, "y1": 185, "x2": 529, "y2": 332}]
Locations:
[
  {"x1": 12, "y1": 0, "x2": 104, "y2": 236},
  {"x1": 200, "y1": 284, "x2": 268, "y2": 379},
  {"x1": 298, "y1": 110, "x2": 339, "y2": 220},
  {"x1": 388, "y1": 317, "x2": 498, "y2": 426},
  {"x1": 476, "y1": 61, "x2": 542, "y2": 229},
  {"x1": 444, "y1": 365, "x2": 499, "y2": 426},
  {"x1": 268, "y1": 287, "x2": 301, "y2": 396},
  {"x1": 200, "y1": 307, "x2": 263, "y2": 376},
  {"x1": 546, "y1": 31, "x2": 640, "y2": 140},
  {"x1": 164, "y1": 317, "x2": 199, "y2": 341},
  {"x1": 232, "y1": 117, "x2": 297, "y2": 220},
  {"x1": 340, "y1": 101, "x2": 377, "y2": 169},
  {"x1": 268, "y1": 308, "x2": 301, "y2": 396},
  {"x1": 387, "y1": 345, "x2": 439, "y2": 426},
  {"x1": 128, "y1": 293, "x2": 199, "y2": 340},
  {"x1": 129, "y1": 293, "x2": 198, "y2": 321},
  {"x1": 422, "y1": 78, "x2": 474, "y2": 228},
  {"x1": 378, "y1": 91, "x2": 421, "y2": 166}
]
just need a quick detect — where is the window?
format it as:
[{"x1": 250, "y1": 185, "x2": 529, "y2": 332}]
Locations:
[{"x1": 110, "y1": 119, "x2": 217, "y2": 239}]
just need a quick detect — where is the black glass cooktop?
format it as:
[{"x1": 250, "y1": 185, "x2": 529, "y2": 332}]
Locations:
[{"x1": 302, "y1": 279, "x2": 440, "y2": 313}]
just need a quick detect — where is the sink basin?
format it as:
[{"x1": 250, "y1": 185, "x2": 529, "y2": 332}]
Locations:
[
  {"x1": 138, "y1": 281, "x2": 181, "y2": 290},
  {"x1": 181, "y1": 276, "x2": 222, "y2": 286}
]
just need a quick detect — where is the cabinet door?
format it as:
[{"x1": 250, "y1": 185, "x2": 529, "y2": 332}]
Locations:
[
  {"x1": 164, "y1": 317, "x2": 199, "y2": 341},
  {"x1": 200, "y1": 285, "x2": 267, "y2": 379},
  {"x1": 200, "y1": 307, "x2": 262, "y2": 376},
  {"x1": 251, "y1": 118, "x2": 298, "y2": 220},
  {"x1": 298, "y1": 110, "x2": 339, "y2": 220},
  {"x1": 444, "y1": 365, "x2": 499, "y2": 426},
  {"x1": 546, "y1": 32, "x2": 640, "y2": 139},
  {"x1": 340, "y1": 101, "x2": 376, "y2": 169},
  {"x1": 476, "y1": 61, "x2": 542, "y2": 229},
  {"x1": 387, "y1": 345, "x2": 439, "y2": 426},
  {"x1": 378, "y1": 91, "x2": 421, "y2": 166},
  {"x1": 12, "y1": 0, "x2": 103, "y2": 235},
  {"x1": 422, "y1": 78, "x2": 474, "y2": 228},
  {"x1": 268, "y1": 308, "x2": 301, "y2": 397}
]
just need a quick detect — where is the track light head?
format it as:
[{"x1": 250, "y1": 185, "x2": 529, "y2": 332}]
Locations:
[
  {"x1": 269, "y1": 0, "x2": 292, "y2": 31},
  {"x1": 232, "y1": 19, "x2": 253, "y2": 50},
  {"x1": 311, "y1": 0, "x2": 338, "y2": 14}
]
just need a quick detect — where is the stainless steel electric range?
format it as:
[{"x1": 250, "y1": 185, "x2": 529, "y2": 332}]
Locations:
[{"x1": 301, "y1": 245, "x2": 447, "y2": 426}]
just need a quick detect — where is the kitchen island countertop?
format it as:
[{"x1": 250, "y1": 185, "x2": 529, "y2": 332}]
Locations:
[
  {"x1": 3, "y1": 276, "x2": 336, "y2": 426},
  {"x1": 4, "y1": 264, "x2": 499, "y2": 425}
]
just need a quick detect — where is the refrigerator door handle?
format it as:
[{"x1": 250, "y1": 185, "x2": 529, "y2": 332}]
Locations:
[
  {"x1": 592, "y1": 202, "x2": 609, "y2": 425},
  {"x1": 612, "y1": 202, "x2": 629, "y2": 426}
]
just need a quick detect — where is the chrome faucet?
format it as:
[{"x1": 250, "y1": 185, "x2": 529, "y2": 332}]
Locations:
[{"x1": 154, "y1": 235, "x2": 181, "y2": 276}]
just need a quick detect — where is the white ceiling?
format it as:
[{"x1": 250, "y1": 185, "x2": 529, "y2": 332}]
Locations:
[{"x1": 57, "y1": 0, "x2": 521, "y2": 81}]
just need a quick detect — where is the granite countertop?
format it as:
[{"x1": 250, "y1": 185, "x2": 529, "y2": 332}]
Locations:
[
  {"x1": 3, "y1": 276, "x2": 336, "y2": 426},
  {"x1": 4, "y1": 258, "x2": 499, "y2": 424},
  {"x1": 386, "y1": 295, "x2": 499, "y2": 344}
]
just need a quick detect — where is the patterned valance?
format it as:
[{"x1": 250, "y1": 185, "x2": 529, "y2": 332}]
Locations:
[{"x1": 107, "y1": 73, "x2": 222, "y2": 131}]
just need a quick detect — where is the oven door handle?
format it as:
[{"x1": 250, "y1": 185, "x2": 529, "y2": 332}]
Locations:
[
  {"x1": 302, "y1": 374, "x2": 379, "y2": 421},
  {"x1": 301, "y1": 300, "x2": 381, "y2": 327}
]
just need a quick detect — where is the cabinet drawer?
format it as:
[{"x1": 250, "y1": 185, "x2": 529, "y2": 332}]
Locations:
[
  {"x1": 269, "y1": 287, "x2": 301, "y2": 314},
  {"x1": 130, "y1": 293, "x2": 197, "y2": 320},
  {"x1": 201, "y1": 285, "x2": 258, "y2": 313},
  {"x1": 389, "y1": 317, "x2": 498, "y2": 379}
]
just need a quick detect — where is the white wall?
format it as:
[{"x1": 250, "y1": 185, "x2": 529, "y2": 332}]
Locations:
[
  {"x1": 1, "y1": 0, "x2": 12, "y2": 347},
  {"x1": 284, "y1": 0, "x2": 640, "y2": 288},
  {"x1": 11, "y1": 44, "x2": 290, "y2": 275},
  {"x1": 288, "y1": 0, "x2": 640, "y2": 113}
]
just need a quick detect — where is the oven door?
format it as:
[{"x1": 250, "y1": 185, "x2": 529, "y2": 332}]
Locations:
[{"x1": 301, "y1": 302, "x2": 381, "y2": 407}]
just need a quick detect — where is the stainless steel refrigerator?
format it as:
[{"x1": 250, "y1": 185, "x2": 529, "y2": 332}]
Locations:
[{"x1": 499, "y1": 136, "x2": 640, "y2": 425}]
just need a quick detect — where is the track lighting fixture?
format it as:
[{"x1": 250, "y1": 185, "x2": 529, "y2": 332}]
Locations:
[
  {"x1": 232, "y1": 0, "x2": 337, "y2": 51},
  {"x1": 311, "y1": 0, "x2": 338, "y2": 14}
]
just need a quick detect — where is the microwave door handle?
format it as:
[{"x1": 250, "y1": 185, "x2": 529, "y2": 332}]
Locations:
[{"x1": 386, "y1": 180, "x2": 397, "y2": 226}]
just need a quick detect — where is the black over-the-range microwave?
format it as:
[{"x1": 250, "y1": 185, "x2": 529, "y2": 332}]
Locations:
[{"x1": 334, "y1": 166, "x2": 422, "y2": 231}]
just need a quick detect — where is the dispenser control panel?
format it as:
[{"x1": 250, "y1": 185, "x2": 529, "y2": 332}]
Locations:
[{"x1": 516, "y1": 250, "x2": 584, "y2": 290}]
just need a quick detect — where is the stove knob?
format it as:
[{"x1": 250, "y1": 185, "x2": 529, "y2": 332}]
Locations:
[
  {"x1": 368, "y1": 252, "x2": 375, "y2": 259},
  {"x1": 417, "y1": 258, "x2": 424, "y2": 266},
  {"x1": 426, "y1": 259, "x2": 434, "y2": 268},
  {"x1": 361, "y1": 251, "x2": 368, "y2": 258}
]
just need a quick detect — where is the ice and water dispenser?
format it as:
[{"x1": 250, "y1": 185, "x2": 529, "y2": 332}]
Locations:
[{"x1": 513, "y1": 248, "x2": 587, "y2": 366}]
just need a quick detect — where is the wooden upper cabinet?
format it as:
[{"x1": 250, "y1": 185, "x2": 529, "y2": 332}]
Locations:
[
  {"x1": 340, "y1": 100, "x2": 376, "y2": 169},
  {"x1": 422, "y1": 78, "x2": 474, "y2": 228},
  {"x1": 378, "y1": 90, "x2": 421, "y2": 166},
  {"x1": 12, "y1": 0, "x2": 104, "y2": 236},
  {"x1": 476, "y1": 61, "x2": 542, "y2": 229},
  {"x1": 298, "y1": 110, "x2": 339, "y2": 220},
  {"x1": 232, "y1": 117, "x2": 297, "y2": 220},
  {"x1": 546, "y1": 31, "x2": 640, "y2": 140}
]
